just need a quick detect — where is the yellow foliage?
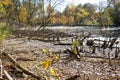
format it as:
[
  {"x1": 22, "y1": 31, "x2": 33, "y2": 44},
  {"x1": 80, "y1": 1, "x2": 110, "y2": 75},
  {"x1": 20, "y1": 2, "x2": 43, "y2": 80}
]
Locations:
[
  {"x1": 0, "y1": 23, "x2": 10, "y2": 41},
  {"x1": 19, "y1": 7, "x2": 28, "y2": 23},
  {"x1": 72, "y1": 40, "x2": 80, "y2": 54},
  {"x1": 72, "y1": 40, "x2": 80, "y2": 47},
  {"x1": 40, "y1": 59, "x2": 51, "y2": 70},
  {"x1": 0, "y1": 0, "x2": 11, "y2": 6},
  {"x1": 0, "y1": 3, "x2": 5, "y2": 13},
  {"x1": 48, "y1": 50, "x2": 59, "y2": 60},
  {"x1": 69, "y1": 16, "x2": 74, "y2": 25},
  {"x1": 50, "y1": 17, "x2": 57, "y2": 24},
  {"x1": 49, "y1": 50, "x2": 53, "y2": 56},
  {"x1": 43, "y1": 49, "x2": 49, "y2": 53},
  {"x1": 77, "y1": 8, "x2": 89, "y2": 18},
  {"x1": 53, "y1": 55, "x2": 59, "y2": 60},
  {"x1": 50, "y1": 67, "x2": 57, "y2": 77},
  {"x1": 70, "y1": 3, "x2": 76, "y2": 12},
  {"x1": 60, "y1": 15, "x2": 67, "y2": 25}
]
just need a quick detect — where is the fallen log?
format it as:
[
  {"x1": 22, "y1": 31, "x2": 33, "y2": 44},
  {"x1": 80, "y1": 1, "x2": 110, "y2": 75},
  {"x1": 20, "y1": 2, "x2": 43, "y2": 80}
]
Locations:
[
  {"x1": 31, "y1": 37, "x2": 55, "y2": 42},
  {"x1": 79, "y1": 55, "x2": 120, "y2": 63},
  {"x1": 109, "y1": 37, "x2": 117, "y2": 50},
  {"x1": 54, "y1": 42, "x2": 72, "y2": 45},
  {"x1": 16, "y1": 57, "x2": 35, "y2": 61},
  {"x1": 62, "y1": 49, "x2": 120, "y2": 62},
  {"x1": 80, "y1": 55, "x2": 120, "y2": 60},
  {"x1": 2, "y1": 52, "x2": 44, "y2": 80}
]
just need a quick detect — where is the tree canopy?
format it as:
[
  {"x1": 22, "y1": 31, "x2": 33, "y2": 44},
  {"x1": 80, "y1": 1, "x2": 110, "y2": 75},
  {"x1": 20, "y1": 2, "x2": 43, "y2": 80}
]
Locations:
[{"x1": 0, "y1": 0, "x2": 120, "y2": 26}]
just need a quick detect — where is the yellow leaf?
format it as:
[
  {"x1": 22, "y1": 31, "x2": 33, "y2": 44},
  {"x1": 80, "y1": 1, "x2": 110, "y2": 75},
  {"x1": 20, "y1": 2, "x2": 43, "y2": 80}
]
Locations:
[
  {"x1": 53, "y1": 55, "x2": 59, "y2": 60},
  {"x1": 49, "y1": 50, "x2": 53, "y2": 56},
  {"x1": 44, "y1": 59, "x2": 51, "y2": 70},
  {"x1": 43, "y1": 49, "x2": 49, "y2": 53},
  {"x1": 38, "y1": 62, "x2": 45, "y2": 67},
  {"x1": 50, "y1": 67, "x2": 57, "y2": 77},
  {"x1": 39, "y1": 59, "x2": 51, "y2": 70}
]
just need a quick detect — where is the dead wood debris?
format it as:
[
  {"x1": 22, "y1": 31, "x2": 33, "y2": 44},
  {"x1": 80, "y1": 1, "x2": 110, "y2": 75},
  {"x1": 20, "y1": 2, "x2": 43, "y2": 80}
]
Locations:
[{"x1": 2, "y1": 52, "x2": 45, "y2": 80}]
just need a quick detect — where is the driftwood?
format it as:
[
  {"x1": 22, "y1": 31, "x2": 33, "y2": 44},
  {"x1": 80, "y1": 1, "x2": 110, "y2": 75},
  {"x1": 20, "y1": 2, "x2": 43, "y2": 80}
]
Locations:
[
  {"x1": 2, "y1": 52, "x2": 44, "y2": 80},
  {"x1": 54, "y1": 42, "x2": 72, "y2": 45},
  {"x1": 4, "y1": 69, "x2": 13, "y2": 80},
  {"x1": 16, "y1": 57, "x2": 35, "y2": 61},
  {"x1": 101, "y1": 40, "x2": 107, "y2": 49},
  {"x1": 93, "y1": 38, "x2": 119, "y2": 49},
  {"x1": 74, "y1": 53, "x2": 119, "y2": 61},
  {"x1": 31, "y1": 37, "x2": 55, "y2": 42},
  {"x1": 63, "y1": 48, "x2": 120, "y2": 62},
  {"x1": 91, "y1": 46, "x2": 96, "y2": 54},
  {"x1": 86, "y1": 40, "x2": 94, "y2": 46},
  {"x1": 109, "y1": 37, "x2": 117, "y2": 50}
]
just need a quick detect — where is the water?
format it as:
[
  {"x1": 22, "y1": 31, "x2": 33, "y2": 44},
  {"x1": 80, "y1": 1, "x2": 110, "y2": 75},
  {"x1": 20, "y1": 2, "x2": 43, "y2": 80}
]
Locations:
[
  {"x1": 46, "y1": 26, "x2": 102, "y2": 33},
  {"x1": 46, "y1": 26, "x2": 120, "y2": 38},
  {"x1": 17, "y1": 26, "x2": 120, "y2": 40},
  {"x1": 22, "y1": 26, "x2": 120, "y2": 57}
]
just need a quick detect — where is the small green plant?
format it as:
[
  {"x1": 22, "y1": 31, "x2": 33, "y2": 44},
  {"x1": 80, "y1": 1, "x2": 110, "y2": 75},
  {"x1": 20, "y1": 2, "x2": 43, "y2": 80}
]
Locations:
[
  {"x1": 0, "y1": 23, "x2": 10, "y2": 41},
  {"x1": 71, "y1": 39, "x2": 81, "y2": 59},
  {"x1": 0, "y1": 22, "x2": 11, "y2": 49}
]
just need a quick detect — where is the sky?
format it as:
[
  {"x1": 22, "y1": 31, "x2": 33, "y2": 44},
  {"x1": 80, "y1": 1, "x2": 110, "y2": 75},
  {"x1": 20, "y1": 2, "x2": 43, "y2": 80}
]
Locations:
[{"x1": 57, "y1": 0, "x2": 107, "y2": 12}]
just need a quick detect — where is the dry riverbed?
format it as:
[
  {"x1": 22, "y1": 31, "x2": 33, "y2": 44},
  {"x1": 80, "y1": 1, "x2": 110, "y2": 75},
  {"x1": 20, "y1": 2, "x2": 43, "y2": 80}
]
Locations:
[{"x1": 2, "y1": 38, "x2": 120, "y2": 80}]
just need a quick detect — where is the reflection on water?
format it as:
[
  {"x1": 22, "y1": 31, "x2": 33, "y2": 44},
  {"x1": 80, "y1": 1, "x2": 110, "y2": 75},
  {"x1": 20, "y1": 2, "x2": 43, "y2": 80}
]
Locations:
[
  {"x1": 46, "y1": 26, "x2": 120, "y2": 39},
  {"x1": 46, "y1": 26, "x2": 102, "y2": 33},
  {"x1": 18, "y1": 26, "x2": 120, "y2": 40}
]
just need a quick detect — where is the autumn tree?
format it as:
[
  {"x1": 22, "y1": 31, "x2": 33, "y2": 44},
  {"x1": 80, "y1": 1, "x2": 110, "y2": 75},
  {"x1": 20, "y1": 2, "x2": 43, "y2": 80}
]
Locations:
[
  {"x1": 111, "y1": 1, "x2": 120, "y2": 25},
  {"x1": 83, "y1": 3, "x2": 98, "y2": 25},
  {"x1": 46, "y1": 3, "x2": 55, "y2": 25},
  {"x1": 19, "y1": 7, "x2": 28, "y2": 23},
  {"x1": 0, "y1": 0, "x2": 13, "y2": 25},
  {"x1": 63, "y1": 3, "x2": 76, "y2": 25},
  {"x1": 36, "y1": 0, "x2": 63, "y2": 31},
  {"x1": 0, "y1": 1, "x2": 11, "y2": 47},
  {"x1": 75, "y1": 7, "x2": 89, "y2": 25},
  {"x1": 59, "y1": 14, "x2": 67, "y2": 25},
  {"x1": 68, "y1": 3, "x2": 76, "y2": 25},
  {"x1": 83, "y1": 3, "x2": 96, "y2": 18}
]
